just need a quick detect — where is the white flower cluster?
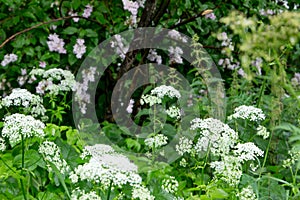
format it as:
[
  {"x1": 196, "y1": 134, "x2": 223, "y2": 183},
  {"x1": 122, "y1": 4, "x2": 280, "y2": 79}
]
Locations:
[
  {"x1": 205, "y1": 12, "x2": 216, "y2": 20},
  {"x1": 71, "y1": 144, "x2": 142, "y2": 188},
  {"x1": 110, "y1": 35, "x2": 129, "y2": 59},
  {"x1": 83, "y1": 4, "x2": 93, "y2": 18},
  {"x1": 80, "y1": 143, "x2": 115, "y2": 159},
  {"x1": 132, "y1": 185, "x2": 155, "y2": 200},
  {"x1": 140, "y1": 94, "x2": 162, "y2": 106},
  {"x1": 210, "y1": 155, "x2": 243, "y2": 186},
  {"x1": 147, "y1": 49, "x2": 162, "y2": 64},
  {"x1": 168, "y1": 30, "x2": 188, "y2": 43},
  {"x1": 30, "y1": 68, "x2": 76, "y2": 95},
  {"x1": 68, "y1": 9, "x2": 79, "y2": 22},
  {"x1": 291, "y1": 73, "x2": 300, "y2": 88},
  {"x1": 145, "y1": 134, "x2": 168, "y2": 149},
  {"x1": 218, "y1": 57, "x2": 240, "y2": 71},
  {"x1": 251, "y1": 57, "x2": 263, "y2": 75},
  {"x1": 38, "y1": 141, "x2": 70, "y2": 174},
  {"x1": 166, "y1": 106, "x2": 181, "y2": 119},
  {"x1": 0, "y1": 88, "x2": 46, "y2": 117},
  {"x1": 0, "y1": 138, "x2": 6, "y2": 152},
  {"x1": 47, "y1": 33, "x2": 67, "y2": 54},
  {"x1": 2, "y1": 113, "x2": 45, "y2": 147},
  {"x1": 168, "y1": 46, "x2": 183, "y2": 64},
  {"x1": 74, "y1": 66, "x2": 98, "y2": 114},
  {"x1": 175, "y1": 136, "x2": 193, "y2": 156},
  {"x1": 191, "y1": 118, "x2": 238, "y2": 156},
  {"x1": 71, "y1": 188, "x2": 101, "y2": 200},
  {"x1": 217, "y1": 32, "x2": 233, "y2": 50},
  {"x1": 73, "y1": 39, "x2": 86, "y2": 59},
  {"x1": 256, "y1": 125, "x2": 270, "y2": 139},
  {"x1": 237, "y1": 185, "x2": 257, "y2": 200},
  {"x1": 282, "y1": 147, "x2": 300, "y2": 168},
  {"x1": 1, "y1": 53, "x2": 18, "y2": 66},
  {"x1": 162, "y1": 176, "x2": 179, "y2": 194},
  {"x1": 234, "y1": 142, "x2": 264, "y2": 163},
  {"x1": 122, "y1": 0, "x2": 145, "y2": 26},
  {"x1": 151, "y1": 85, "x2": 181, "y2": 99},
  {"x1": 228, "y1": 105, "x2": 265, "y2": 122}
]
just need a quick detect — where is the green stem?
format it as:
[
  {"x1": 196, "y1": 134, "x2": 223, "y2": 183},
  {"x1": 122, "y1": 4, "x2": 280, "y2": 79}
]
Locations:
[
  {"x1": 259, "y1": 131, "x2": 273, "y2": 179},
  {"x1": 0, "y1": 157, "x2": 16, "y2": 173},
  {"x1": 107, "y1": 180, "x2": 113, "y2": 200},
  {"x1": 21, "y1": 135, "x2": 28, "y2": 200}
]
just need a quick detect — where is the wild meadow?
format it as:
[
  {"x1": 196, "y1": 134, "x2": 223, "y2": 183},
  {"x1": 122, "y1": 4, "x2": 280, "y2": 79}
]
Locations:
[{"x1": 0, "y1": 0, "x2": 300, "y2": 199}]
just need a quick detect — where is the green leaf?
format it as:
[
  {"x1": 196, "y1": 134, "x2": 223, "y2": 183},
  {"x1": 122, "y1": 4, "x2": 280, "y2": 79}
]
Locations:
[
  {"x1": 13, "y1": 149, "x2": 44, "y2": 171},
  {"x1": 62, "y1": 27, "x2": 78, "y2": 35},
  {"x1": 85, "y1": 29, "x2": 98, "y2": 37},
  {"x1": 208, "y1": 188, "x2": 229, "y2": 199}
]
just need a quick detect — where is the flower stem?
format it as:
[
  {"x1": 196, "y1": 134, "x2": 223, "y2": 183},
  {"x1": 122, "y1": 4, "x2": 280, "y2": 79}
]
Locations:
[
  {"x1": 21, "y1": 134, "x2": 28, "y2": 200},
  {"x1": 107, "y1": 180, "x2": 113, "y2": 200}
]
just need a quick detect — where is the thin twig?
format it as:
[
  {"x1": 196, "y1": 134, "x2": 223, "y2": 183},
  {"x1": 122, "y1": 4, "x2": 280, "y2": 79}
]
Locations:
[{"x1": 0, "y1": 15, "x2": 103, "y2": 49}]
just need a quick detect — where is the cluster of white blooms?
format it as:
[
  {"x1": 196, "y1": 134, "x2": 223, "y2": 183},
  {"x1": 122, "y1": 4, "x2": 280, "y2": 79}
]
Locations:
[
  {"x1": 132, "y1": 185, "x2": 155, "y2": 200},
  {"x1": 256, "y1": 125, "x2": 270, "y2": 139},
  {"x1": 122, "y1": 0, "x2": 145, "y2": 26},
  {"x1": 237, "y1": 185, "x2": 257, "y2": 200},
  {"x1": 126, "y1": 99, "x2": 134, "y2": 114},
  {"x1": 144, "y1": 134, "x2": 168, "y2": 149},
  {"x1": 80, "y1": 143, "x2": 116, "y2": 159},
  {"x1": 175, "y1": 136, "x2": 193, "y2": 156},
  {"x1": 168, "y1": 46, "x2": 183, "y2": 64},
  {"x1": 179, "y1": 158, "x2": 187, "y2": 167},
  {"x1": 1, "y1": 53, "x2": 18, "y2": 66},
  {"x1": 168, "y1": 30, "x2": 188, "y2": 43},
  {"x1": 73, "y1": 39, "x2": 86, "y2": 59},
  {"x1": 74, "y1": 66, "x2": 98, "y2": 114},
  {"x1": 71, "y1": 144, "x2": 142, "y2": 188},
  {"x1": 47, "y1": 33, "x2": 67, "y2": 54},
  {"x1": 210, "y1": 155, "x2": 243, "y2": 186},
  {"x1": 30, "y1": 68, "x2": 76, "y2": 95},
  {"x1": 110, "y1": 34, "x2": 129, "y2": 59},
  {"x1": 39, "y1": 141, "x2": 70, "y2": 174},
  {"x1": 166, "y1": 106, "x2": 181, "y2": 119},
  {"x1": 162, "y1": 176, "x2": 179, "y2": 194},
  {"x1": 228, "y1": 105, "x2": 265, "y2": 122},
  {"x1": 2, "y1": 113, "x2": 45, "y2": 147},
  {"x1": 82, "y1": 4, "x2": 93, "y2": 18},
  {"x1": 71, "y1": 188, "x2": 101, "y2": 200},
  {"x1": 234, "y1": 142, "x2": 264, "y2": 163},
  {"x1": 217, "y1": 32, "x2": 234, "y2": 51},
  {"x1": 218, "y1": 57, "x2": 240, "y2": 71},
  {"x1": 282, "y1": 148, "x2": 300, "y2": 168},
  {"x1": 0, "y1": 138, "x2": 6, "y2": 152},
  {"x1": 151, "y1": 85, "x2": 181, "y2": 99},
  {"x1": 0, "y1": 88, "x2": 46, "y2": 117},
  {"x1": 140, "y1": 94, "x2": 162, "y2": 106},
  {"x1": 147, "y1": 49, "x2": 162, "y2": 64},
  {"x1": 191, "y1": 118, "x2": 238, "y2": 156},
  {"x1": 259, "y1": 9, "x2": 277, "y2": 16}
]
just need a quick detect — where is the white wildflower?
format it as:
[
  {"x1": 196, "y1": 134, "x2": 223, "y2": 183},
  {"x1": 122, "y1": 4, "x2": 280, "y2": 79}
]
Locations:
[
  {"x1": 82, "y1": 4, "x2": 93, "y2": 18},
  {"x1": 237, "y1": 185, "x2": 257, "y2": 200},
  {"x1": 228, "y1": 105, "x2": 265, "y2": 122},
  {"x1": 47, "y1": 33, "x2": 67, "y2": 54},
  {"x1": 30, "y1": 68, "x2": 76, "y2": 95},
  {"x1": 0, "y1": 88, "x2": 46, "y2": 117},
  {"x1": 132, "y1": 185, "x2": 155, "y2": 200},
  {"x1": 110, "y1": 34, "x2": 129, "y2": 59},
  {"x1": 39, "y1": 141, "x2": 70, "y2": 174},
  {"x1": 256, "y1": 125, "x2": 270, "y2": 139},
  {"x1": 210, "y1": 155, "x2": 242, "y2": 186},
  {"x1": 68, "y1": 10, "x2": 79, "y2": 22},
  {"x1": 168, "y1": 46, "x2": 183, "y2": 64},
  {"x1": 176, "y1": 136, "x2": 193, "y2": 156},
  {"x1": 1, "y1": 53, "x2": 18, "y2": 66},
  {"x1": 145, "y1": 134, "x2": 168, "y2": 149},
  {"x1": 2, "y1": 113, "x2": 45, "y2": 147},
  {"x1": 151, "y1": 85, "x2": 181, "y2": 99},
  {"x1": 179, "y1": 158, "x2": 187, "y2": 167},
  {"x1": 165, "y1": 106, "x2": 181, "y2": 119},
  {"x1": 140, "y1": 94, "x2": 162, "y2": 106},
  {"x1": 0, "y1": 138, "x2": 6, "y2": 152},
  {"x1": 39, "y1": 61, "x2": 46, "y2": 68},
  {"x1": 73, "y1": 38, "x2": 86, "y2": 59},
  {"x1": 162, "y1": 176, "x2": 179, "y2": 194},
  {"x1": 71, "y1": 188, "x2": 102, "y2": 200},
  {"x1": 147, "y1": 49, "x2": 162, "y2": 64},
  {"x1": 234, "y1": 142, "x2": 264, "y2": 163}
]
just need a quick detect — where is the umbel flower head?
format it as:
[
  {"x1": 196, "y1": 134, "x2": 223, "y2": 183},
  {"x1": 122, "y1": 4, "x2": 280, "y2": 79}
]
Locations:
[
  {"x1": 0, "y1": 88, "x2": 46, "y2": 117},
  {"x1": 70, "y1": 144, "x2": 142, "y2": 188},
  {"x1": 1, "y1": 113, "x2": 45, "y2": 147}
]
